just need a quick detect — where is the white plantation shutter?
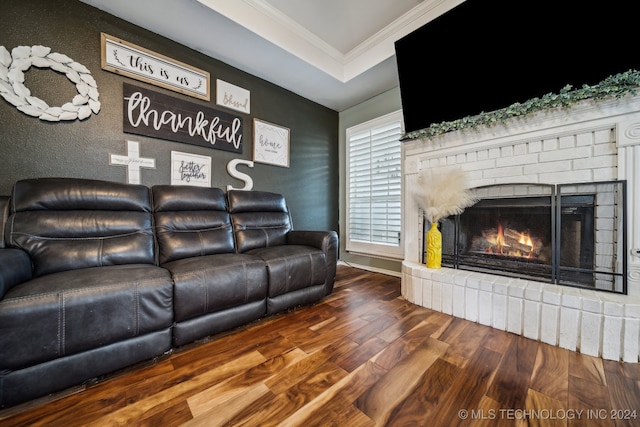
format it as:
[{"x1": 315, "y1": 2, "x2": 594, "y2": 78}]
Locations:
[{"x1": 346, "y1": 110, "x2": 403, "y2": 259}]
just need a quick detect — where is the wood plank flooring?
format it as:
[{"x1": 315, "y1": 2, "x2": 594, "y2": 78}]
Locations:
[{"x1": 2, "y1": 265, "x2": 640, "y2": 426}]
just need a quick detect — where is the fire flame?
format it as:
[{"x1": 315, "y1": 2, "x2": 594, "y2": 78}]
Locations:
[
  {"x1": 519, "y1": 233, "x2": 533, "y2": 248},
  {"x1": 486, "y1": 223, "x2": 536, "y2": 258},
  {"x1": 496, "y1": 224, "x2": 505, "y2": 247}
]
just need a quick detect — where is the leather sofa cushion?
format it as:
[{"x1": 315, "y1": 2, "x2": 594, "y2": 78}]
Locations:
[
  {"x1": 7, "y1": 178, "x2": 155, "y2": 276},
  {"x1": 9, "y1": 177, "x2": 152, "y2": 212},
  {"x1": 227, "y1": 190, "x2": 292, "y2": 253},
  {"x1": 153, "y1": 185, "x2": 227, "y2": 212},
  {"x1": 163, "y1": 253, "x2": 268, "y2": 323},
  {"x1": 0, "y1": 264, "x2": 173, "y2": 371},
  {"x1": 227, "y1": 189, "x2": 288, "y2": 213},
  {"x1": 153, "y1": 186, "x2": 234, "y2": 264},
  {"x1": 8, "y1": 211, "x2": 155, "y2": 277},
  {"x1": 247, "y1": 245, "x2": 327, "y2": 297}
]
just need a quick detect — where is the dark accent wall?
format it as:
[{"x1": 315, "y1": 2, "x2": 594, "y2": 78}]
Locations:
[{"x1": 0, "y1": 0, "x2": 339, "y2": 232}]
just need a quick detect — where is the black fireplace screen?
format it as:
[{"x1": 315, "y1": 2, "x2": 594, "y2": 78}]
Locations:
[{"x1": 434, "y1": 181, "x2": 626, "y2": 294}]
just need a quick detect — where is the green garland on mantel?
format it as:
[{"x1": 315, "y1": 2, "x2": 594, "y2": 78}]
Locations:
[{"x1": 402, "y1": 69, "x2": 640, "y2": 141}]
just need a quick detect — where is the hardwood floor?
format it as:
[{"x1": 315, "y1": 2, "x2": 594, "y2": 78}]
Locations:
[{"x1": 2, "y1": 265, "x2": 640, "y2": 426}]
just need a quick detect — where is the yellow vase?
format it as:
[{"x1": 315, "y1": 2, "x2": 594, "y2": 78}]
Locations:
[{"x1": 426, "y1": 222, "x2": 442, "y2": 269}]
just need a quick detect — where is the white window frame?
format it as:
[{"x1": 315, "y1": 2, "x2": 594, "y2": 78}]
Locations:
[{"x1": 345, "y1": 110, "x2": 404, "y2": 260}]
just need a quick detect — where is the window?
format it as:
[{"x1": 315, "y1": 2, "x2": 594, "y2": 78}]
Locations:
[{"x1": 346, "y1": 110, "x2": 403, "y2": 259}]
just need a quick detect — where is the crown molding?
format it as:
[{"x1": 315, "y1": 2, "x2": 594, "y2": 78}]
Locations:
[
  {"x1": 343, "y1": 0, "x2": 464, "y2": 81},
  {"x1": 197, "y1": 0, "x2": 344, "y2": 80},
  {"x1": 197, "y1": 0, "x2": 463, "y2": 83}
]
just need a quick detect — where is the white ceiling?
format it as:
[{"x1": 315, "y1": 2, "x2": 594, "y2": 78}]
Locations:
[{"x1": 80, "y1": 0, "x2": 463, "y2": 111}]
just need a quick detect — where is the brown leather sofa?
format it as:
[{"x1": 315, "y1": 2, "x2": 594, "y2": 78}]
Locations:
[{"x1": 0, "y1": 178, "x2": 338, "y2": 407}]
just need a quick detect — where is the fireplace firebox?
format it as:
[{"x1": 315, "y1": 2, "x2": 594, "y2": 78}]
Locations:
[{"x1": 432, "y1": 182, "x2": 627, "y2": 293}]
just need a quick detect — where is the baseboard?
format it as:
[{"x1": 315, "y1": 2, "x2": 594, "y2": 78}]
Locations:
[{"x1": 337, "y1": 260, "x2": 402, "y2": 278}]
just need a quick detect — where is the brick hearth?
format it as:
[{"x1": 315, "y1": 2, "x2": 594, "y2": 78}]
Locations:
[{"x1": 401, "y1": 93, "x2": 640, "y2": 362}]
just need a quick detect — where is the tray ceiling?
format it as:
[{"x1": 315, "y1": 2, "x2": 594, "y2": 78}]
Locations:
[{"x1": 80, "y1": 0, "x2": 462, "y2": 111}]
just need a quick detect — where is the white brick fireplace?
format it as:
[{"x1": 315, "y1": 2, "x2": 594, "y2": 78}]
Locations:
[{"x1": 401, "y1": 93, "x2": 640, "y2": 362}]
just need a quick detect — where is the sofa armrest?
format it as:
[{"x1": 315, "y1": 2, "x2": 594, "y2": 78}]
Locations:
[
  {"x1": 288, "y1": 230, "x2": 339, "y2": 295},
  {"x1": 287, "y1": 230, "x2": 337, "y2": 254},
  {"x1": 0, "y1": 248, "x2": 32, "y2": 299}
]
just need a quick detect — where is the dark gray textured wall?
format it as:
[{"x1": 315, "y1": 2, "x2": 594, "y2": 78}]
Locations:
[{"x1": 0, "y1": 0, "x2": 339, "y2": 232}]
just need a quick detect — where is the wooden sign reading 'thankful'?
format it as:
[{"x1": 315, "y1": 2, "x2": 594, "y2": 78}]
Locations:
[{"x1": 123, "y1": 83, "x2": 243, "y2": 153}]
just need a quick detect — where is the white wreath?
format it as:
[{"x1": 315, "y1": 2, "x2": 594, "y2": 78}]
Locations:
[{"x1": 0, "y1": 45, "x2": 100, "y2": 121}]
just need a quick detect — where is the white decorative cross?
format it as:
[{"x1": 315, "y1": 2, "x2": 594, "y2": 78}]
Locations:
[{"x1": 109, "y1": 140, "x2": 156, "y2": 184}]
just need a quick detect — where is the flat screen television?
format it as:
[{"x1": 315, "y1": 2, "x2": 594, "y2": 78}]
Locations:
[{"x1": 395, "y1": 0, "x2": 639, "y2": 135}]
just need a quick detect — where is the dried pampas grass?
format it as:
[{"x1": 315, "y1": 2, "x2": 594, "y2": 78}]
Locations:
[{"x1": 413, "y1": 168, "x2": 477, "y2": 223}]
